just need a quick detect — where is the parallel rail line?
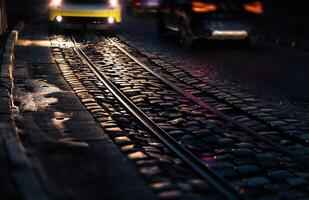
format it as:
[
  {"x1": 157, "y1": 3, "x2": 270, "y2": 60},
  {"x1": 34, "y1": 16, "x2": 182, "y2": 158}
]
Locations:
[
  {"x1": 113, "y1": 35, "x2": 309, "y2": 147},
  {"x1": 106, "y1": 37, "x2": 307, "y2": 166},
  {"x1": 69, "y1": 36, "x2": 240, "y2": 200},
  {"x1": 69, "y1": 34, "x2": 309, "y2": 198}
]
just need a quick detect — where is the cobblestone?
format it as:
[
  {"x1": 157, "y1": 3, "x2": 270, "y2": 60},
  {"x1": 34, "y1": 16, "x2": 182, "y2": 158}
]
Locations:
[
  {"x1": 52, "y1": 35, "x2": 309, "y2": 199},
  {"x1": 268, "y1": 170, "x2": 294, "y2": 180},
  {"x1": 117, "y1": 29, "x2": 309, "y2": 157},
  {"x1": 245, "y1": 177, "x2": 272, "y2": 188},
  {"x1": 52, "y1": 37, "x2": 224, "y2": 199}
]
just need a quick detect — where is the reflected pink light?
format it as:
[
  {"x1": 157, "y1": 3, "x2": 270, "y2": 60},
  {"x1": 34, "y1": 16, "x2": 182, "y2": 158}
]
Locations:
[
  {"x1": 178, "y1": 98, "x2": 190, "y2": 103},
  {"x1": 202, "y1": 156, "x2": 215, "y2": 163}
]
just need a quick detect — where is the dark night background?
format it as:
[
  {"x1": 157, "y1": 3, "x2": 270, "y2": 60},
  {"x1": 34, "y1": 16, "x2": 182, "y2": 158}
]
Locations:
[{"x1": 5, "y1": 0, "x2": 309, "y2": 27}]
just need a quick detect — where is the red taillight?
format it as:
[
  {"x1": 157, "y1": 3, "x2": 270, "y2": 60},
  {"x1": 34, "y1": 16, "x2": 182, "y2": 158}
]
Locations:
[
  {"x1": 244, "y1": 1, "x2": 263, "y2": 14},
  {"x1": 134, "y1": 0, "x2": 141, "y2": 6},
  {"x1": 191, "y1": 1, "x2": 217, "y2": 13}
]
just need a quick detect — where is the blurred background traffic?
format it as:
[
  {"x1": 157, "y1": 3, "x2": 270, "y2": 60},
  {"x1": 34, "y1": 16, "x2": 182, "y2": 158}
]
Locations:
[
  {"x1": 1, "y1": 0, "x2": 308, "y2": 49},
  {"x1": 4, "y1": 0, "x2": 309, "y2": 27}
]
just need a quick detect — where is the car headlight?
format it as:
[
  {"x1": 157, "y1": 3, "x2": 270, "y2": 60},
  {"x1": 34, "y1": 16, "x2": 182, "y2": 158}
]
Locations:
[
  {"x1": 49, "y1": 0, "x2": 62, "y2": 8},
  {"x1": 109, "y1": 0, "x2": 119, "y2": 8}
]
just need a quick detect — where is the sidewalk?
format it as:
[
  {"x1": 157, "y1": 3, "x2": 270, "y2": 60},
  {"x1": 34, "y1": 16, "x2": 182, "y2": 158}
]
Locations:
[{"x1": 0, "y1": 18, "x2": 157, "y2": 199}]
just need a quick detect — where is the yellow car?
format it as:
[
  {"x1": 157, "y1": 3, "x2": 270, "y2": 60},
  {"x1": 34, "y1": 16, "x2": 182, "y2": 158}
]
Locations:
[{"x1": 48, "y1": 0, "x2": 121, "y2": 29}]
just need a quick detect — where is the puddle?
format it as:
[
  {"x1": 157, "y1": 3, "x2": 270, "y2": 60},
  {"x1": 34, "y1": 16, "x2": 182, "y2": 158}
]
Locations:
[
  {"x1": 15, "y1": 79, "x2": 62, "y2": 112},
  {"x1": 18, "y1": 39, "x2": 50, "y2": 48},
  {"x1": 52, "y1": 111, "x2": 72, "y2": 132}
]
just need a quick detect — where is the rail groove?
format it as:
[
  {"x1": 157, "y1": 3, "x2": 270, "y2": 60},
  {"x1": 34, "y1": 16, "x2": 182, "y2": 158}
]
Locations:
[
  {"x1": 107, "y1": 37, "x2": 307, "y2": 166},
  {"x1": 69, "y1": 36, "x2": 240, "y2": 200}
]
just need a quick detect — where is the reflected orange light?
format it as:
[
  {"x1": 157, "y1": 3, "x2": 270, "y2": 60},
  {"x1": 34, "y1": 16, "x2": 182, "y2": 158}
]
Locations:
[
  {"x1": 52, "y1": 112, "x2": 71, "y2": 130},
  {"x1": 17, "y1": 39, "x2": 50, "y2": 47},
  {"x1": 244, "y1": 1, "x2": 263, "y2": 14}
]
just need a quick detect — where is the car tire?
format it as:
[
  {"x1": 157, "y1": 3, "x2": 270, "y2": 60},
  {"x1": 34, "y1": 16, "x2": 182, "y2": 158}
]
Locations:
[
  {"x1": 179, "y1": 21, "x2": 194, "y2": 47},
  {"x1": 157, "y1": 14, "x2": 167, "y2": 37}
]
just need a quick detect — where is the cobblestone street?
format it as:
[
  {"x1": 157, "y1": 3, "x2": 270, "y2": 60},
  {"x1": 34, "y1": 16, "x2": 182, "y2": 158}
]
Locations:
[
  {"x1": 0, "y1": 1, "x2": 309, "y2": 199},
  {"x1": 117, "y1": 13, "x2": 309, "y2": 121}
]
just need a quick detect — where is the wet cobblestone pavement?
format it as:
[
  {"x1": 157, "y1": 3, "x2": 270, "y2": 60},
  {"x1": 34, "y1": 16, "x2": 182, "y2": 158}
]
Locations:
[
  {"x1": 50, "y1": 36, "x2": 225, "y2": 200},
  {"x1": 117, "y1": 14, "x2": 309, "y2": 122},
  {"x1": 49, "y1": 34, "x2": 309, "y2": 199},
  {"x1": 6, "y1": 11, "x2": 309, "y2": 200}
]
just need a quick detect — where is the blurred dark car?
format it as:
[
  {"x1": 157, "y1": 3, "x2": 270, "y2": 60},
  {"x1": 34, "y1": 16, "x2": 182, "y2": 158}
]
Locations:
[
  {"x1": 126, "y1": 0, "x2": 160, "y2": 15},
  {"x1": 157, "y1": 0, "x2": 263, "y2": 47}
]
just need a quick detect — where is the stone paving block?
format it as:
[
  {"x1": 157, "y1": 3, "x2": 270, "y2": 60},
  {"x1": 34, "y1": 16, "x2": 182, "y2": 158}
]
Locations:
[
  {"x1": 0, "y1": 113, "x2": 14, "y2": 124},
  {"x1": 0, "y1": 97, "x2": 11, "y2": 114},
  {"x1": 0, "y1": 77, "x2": 12, "y2": 90},
  {"x1": 0, "y1": 64, "x2": 13, "y2": 79},
  {"x1": 0, "y1": 122, "x2": 16, "y2": 137},
  {"x1": 0, "y1": 86, "x2": 10, "y2": 97},
  {"x1": 1, "y1": 53, "x2": 13, "y2": 65}
]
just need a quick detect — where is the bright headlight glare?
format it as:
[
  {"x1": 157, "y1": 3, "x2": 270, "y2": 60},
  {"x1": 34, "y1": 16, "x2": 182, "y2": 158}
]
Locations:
[
  {"x1": 56, "y1": 16, "x2": 63, "y2": 22},
  {"x1": 50, "y1": 0, "x2": 62, "y2": 7},
  {"x1": 109, "y1": 0, "x2": 119, "y2": 8},
  {"x1": 108, "y1": 17, "x2": 115, "y2": 24}
]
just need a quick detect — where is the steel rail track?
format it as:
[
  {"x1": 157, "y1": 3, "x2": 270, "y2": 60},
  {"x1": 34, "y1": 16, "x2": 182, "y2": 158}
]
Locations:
[
  {"x1": 69, "y1": 36, "x2": 240, "y2": 200},
  {"x1": 129, "y1": 43, "x2": 309, "y2": 147},
  {"x1": 113, "y1": 35, "x2": 309, "y2": 147},
  {"x1": 107, "y1": 37, "x2": 308, "y2": 166}
]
